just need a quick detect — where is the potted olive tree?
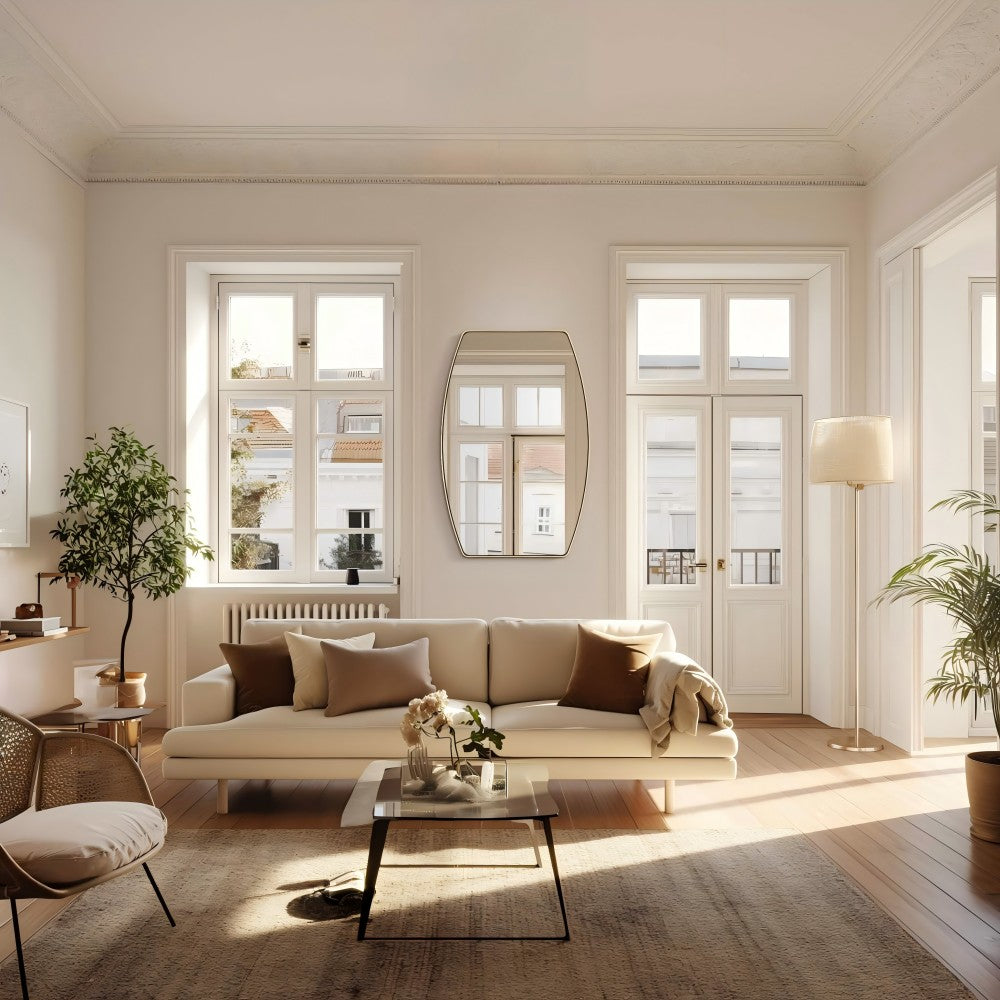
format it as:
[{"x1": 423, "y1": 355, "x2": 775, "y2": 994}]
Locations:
[
  {"x1": 51, "y1": 427, "x2": 214, "y2": 706},
  {"x1": 877, "y1": 490, "x2": 1000, "y2": 842}
]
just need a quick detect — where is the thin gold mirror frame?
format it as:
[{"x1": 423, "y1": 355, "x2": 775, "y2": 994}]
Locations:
[{"x1": 440, "y1": 331, "x2": 589, "y2": 558}]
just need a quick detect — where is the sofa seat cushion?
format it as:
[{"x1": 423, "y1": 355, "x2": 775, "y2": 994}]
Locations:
[
  {"x1": 0, "y1": 801, "x2": 166, "y2": 887},
  {"x1": 653, "y1": 725, "x2": 739, "y2": 759},
  {"x1": 492, "y1": 702, "x2": 653, "y2": 758},
  {"x1": 162, "y1": 701, "x2": 491, "y2": 760}
]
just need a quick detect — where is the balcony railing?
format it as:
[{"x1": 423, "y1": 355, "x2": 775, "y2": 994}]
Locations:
[
  {"x1": 647, "y1": 547, "x2": 781, "y2": 585},
  {"x1": 647, "y1": 548, "x2": 696, "y2": 585},
  {"x1": 731, "y1": 548, "x2": 781, "y2": 585}
]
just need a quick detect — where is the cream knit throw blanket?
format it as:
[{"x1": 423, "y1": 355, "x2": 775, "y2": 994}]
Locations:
[{"x1": 640, "y1": 651, "x2": 734, "y2": 749}]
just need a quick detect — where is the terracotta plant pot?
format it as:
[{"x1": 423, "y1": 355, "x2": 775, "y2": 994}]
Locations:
[
  {"x1": 117, "y1": 671, "x2": 147, "y2": 708},
  {"x1": 965, "y1": 751, "x2": 1000, "y2": 843}
]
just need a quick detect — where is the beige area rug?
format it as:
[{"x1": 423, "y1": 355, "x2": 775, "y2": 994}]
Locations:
[{"x1": 1, "y1": 828, "x2": 972, "y2": 1000}]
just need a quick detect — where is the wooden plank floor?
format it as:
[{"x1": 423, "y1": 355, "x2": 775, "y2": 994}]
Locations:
[{"x1": 5, "y1": 718, "x2": 1000, "y2": 1000}]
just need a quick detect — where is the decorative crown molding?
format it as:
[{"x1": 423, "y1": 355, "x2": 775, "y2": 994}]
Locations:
[{"x1": 1, "y1": 0, "x2": 998, "y2": 185}]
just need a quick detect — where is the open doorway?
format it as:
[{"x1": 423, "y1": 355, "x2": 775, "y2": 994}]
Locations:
[{"x1": 920, "y1": 201, "x2": 997, "y2": 741}]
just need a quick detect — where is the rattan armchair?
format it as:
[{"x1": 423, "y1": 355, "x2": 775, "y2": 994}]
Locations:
[{"x1": 0, "y1": 708, "x2": 174, "y2": 1000}]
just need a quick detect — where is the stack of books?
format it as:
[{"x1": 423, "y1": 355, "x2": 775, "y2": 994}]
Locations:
[{"x1": 0, "y1": 617, "x2": 68, "y2": 637}]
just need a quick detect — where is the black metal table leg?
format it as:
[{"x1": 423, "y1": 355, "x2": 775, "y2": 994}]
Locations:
[
  {"x1": 357, "y1": 818, "x2": 390, "y2": 941},
  {"x1": 541, "y1": 817, "x2": 570, "y2": 941},
  {"x1": 10, "y1": 899, "x2": 29, "y2": 1000}
]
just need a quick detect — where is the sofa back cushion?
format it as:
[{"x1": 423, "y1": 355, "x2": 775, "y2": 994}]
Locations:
[
  {"x1": 488, "y1": 618, "x2": 675, "y2": 705},
  {"x1": 240, "y1": 619, "x2": 489, "y2": 702}
]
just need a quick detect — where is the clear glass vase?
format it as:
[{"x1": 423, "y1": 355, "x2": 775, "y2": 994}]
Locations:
[{"x1": 400, "y1": 753, "x2": 507, "y2": 802}]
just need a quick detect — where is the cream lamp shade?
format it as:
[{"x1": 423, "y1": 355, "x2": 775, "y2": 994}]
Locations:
[{"x1": 809, "y1": 416, "x2": 894, "y2": 486}]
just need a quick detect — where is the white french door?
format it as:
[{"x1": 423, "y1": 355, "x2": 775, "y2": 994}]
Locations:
[{"x1": 627, "y1": 395, "x2": 803, "y2": 713}]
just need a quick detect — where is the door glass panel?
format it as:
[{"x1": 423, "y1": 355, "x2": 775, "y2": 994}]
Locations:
[
  {"x1": 315, "y1": 295, "x2": 385, "y2": 381},
  {"x1": 982, "y1": 293, "x2": 997, "y2": 383},
  {"x1": 516, "y1": 439, "x2": 565, "y2": 554},
  {"x1": 645, "y1": 414, "x2": 697, "y2": 584},
  {"x1": 457, "y1": 442, "x2": 503, "y2": 555},
  {"x1": 228, "y1": 398, "x2": 294, "y2": 570},
  {"x1": 228, "y1": 294, "x2": 295, "y2": 379},
  {"x1": 728, "y1": 298, "x2": 791, "y2": 379},
  {"x1": 729, "y1": 415, "x2": 782, "y2": 585},
  {"x1": 636, "y1": 297, "x2": 702, "y2": 381}
]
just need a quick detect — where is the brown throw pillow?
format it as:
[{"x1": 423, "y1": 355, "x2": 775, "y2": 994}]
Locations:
[
  {"x1": 558, "y1": 626, "x2": 662, "y2": 714},
  {"x1": 220, "y1": 634, "x2": 295, "y2": 716},
  {"x1": 321, "y1": 637, "x2": 435, "y2": 717}
]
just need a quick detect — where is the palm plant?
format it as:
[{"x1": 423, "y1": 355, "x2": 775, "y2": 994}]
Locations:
[{"x1": 876, "y1": 490, "x2": 1000, "y2": 741}]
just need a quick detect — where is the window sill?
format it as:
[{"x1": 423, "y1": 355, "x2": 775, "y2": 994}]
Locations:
[{"x1": 186, "y1": 582, "x2": 399, "y2": 594}]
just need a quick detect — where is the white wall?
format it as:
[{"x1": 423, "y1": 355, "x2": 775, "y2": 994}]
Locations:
[
  {"x1": 0, "y1": 116, "x2": 86, "y2": 717},
  {"x1": 84, "y1": 182, "x2": 867, "y2": 708}
]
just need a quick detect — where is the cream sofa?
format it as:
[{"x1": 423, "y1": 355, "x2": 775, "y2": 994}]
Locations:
[{"x1": 161, "y1": 618, "x2": 738, "y2": 814}]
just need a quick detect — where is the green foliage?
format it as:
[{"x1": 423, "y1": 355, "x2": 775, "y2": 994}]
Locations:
[
  {"x1": 460, "y1": 704, "x2": 505, "y2": 759},
  {"x1": 229, "y1": 434, "x2": 287, "y2": 570},
  {"x1": 51, "y1": 427, "x2": 214, "y2": 678},
  {"x1": 876, "y1": 491, "x2": 1000, "y2": 741},
  {"x1": 320, "y1": 534, "x2": 382, "y2": 571}
]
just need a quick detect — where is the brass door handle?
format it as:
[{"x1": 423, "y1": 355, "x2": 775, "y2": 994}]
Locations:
[
  {"x1": 717, "y1": 558, "x2": 727, "y2": 571},
  {"x1": 692, "y1": 561, "x2": 708, "y2": 571}
]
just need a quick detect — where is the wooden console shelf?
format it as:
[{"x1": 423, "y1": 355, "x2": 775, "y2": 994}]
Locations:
[{"x1": 0, "y1": 626, "x2": 90, "y2": 652}]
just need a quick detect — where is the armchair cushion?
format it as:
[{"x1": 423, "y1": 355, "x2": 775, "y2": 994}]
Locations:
[{"x1": 0, "y1": 801, "x2": 166, "y2": 887}]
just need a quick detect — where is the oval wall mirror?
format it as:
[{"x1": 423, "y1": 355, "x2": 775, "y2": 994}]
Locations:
[{"x1": 441, "y1": 330, "x2": 588, "y2": 557}]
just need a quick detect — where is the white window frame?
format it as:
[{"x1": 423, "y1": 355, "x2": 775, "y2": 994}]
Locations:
[
  {"x1": 972, "y1": 279, "x2": 997, "y2": 392},
  {"x1": 214, "y1": 276, "x2": 397, "y2": 584},
  {"x1": 970, "y1": 278, "x2": 997, "y2": 737},
  {"x1": 626, "y1": 281, "x2": 807, "y2": 395}
]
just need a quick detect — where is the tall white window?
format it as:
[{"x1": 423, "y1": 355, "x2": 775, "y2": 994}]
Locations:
[{"x1": 216, "y1": 279, "x2": 395, "y2": 583}]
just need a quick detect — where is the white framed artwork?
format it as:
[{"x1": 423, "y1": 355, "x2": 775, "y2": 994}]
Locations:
[{"x1": 0, "y1": 397, "x2": 29, "y2": 547}]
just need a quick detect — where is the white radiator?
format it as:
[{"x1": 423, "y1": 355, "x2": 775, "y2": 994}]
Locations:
[{"x1": 223, "y1": 601, "x2": 390, "y2": 644}]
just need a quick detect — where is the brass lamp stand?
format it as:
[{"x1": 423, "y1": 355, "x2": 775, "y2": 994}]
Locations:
[{"x1": 809, "y1": 416, "x2": 894, "y2": 753}]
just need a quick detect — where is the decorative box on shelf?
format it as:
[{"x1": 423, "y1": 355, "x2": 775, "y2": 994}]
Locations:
[{"x1": 400, "y1": 757, "x2": 507, "y2": 803}]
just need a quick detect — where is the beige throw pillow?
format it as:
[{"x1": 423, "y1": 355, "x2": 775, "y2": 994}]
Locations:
[
  {"x1": 321, "y1": 637, "x2": 435, "y2": 718},
  {"x1": 558, "y1": 625, "x2": 663, "y2": 714},
  {"x1": 285, "y1": 631, "x2": 376, "y2": 710}
]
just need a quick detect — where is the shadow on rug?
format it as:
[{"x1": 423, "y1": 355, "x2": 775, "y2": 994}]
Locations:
[{"x1": 0, "y1": 828, "x2": 973, "y2": 1000}]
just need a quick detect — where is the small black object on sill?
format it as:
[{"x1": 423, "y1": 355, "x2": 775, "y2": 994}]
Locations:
[{"x1": 345, "y1": 568, "x2": 360, "y2": 586}]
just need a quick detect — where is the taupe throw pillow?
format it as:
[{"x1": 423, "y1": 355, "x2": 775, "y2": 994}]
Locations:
[
  {"x1": 322, "y1": 637, "x2": 435, "y2": 717},
  {"x1": 558, "y1": 626, "x2": 662, "y2": 714},
  {"x1": 220, "y1": 634, "x2": 296, "y2": 716},
  {"x1": 285, "y1": 631, "x2": 376, "y2": 710}
]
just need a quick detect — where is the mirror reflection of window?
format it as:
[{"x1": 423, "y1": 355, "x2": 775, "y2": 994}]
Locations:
[
  {"x1": 458, "y1": 441, "x2": 504, "y2": 555},
  {"x1": 442, "y1": 331, "x2": 587, "y2": 557},
  {"x1": 516, "y1": 438, "x2": 565, "y2": 555},
  {"x1": 459, "y1": 386, "x2": 503, "y2": 427},
  {"x1": 515, "y1": 386, "x2": 562, "y2": 428}
]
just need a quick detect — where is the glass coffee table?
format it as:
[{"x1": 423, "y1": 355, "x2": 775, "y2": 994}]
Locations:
[{"x1": 342, "y1": 759, "x2": 570, "y2": 942}]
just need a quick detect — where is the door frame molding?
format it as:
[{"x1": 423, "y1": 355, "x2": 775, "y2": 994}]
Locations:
[{"x1": 611, "y1": 247, "x2": 850, "y2": 726}]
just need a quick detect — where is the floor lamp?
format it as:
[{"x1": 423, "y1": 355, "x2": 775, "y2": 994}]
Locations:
[{"x1": 809, "y1": 415, "x2": 894, "y2": 753}]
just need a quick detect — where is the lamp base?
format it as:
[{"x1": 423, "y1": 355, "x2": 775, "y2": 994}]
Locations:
[{"x1": 828, "y1": 734, "x2": 884, "y2": 753}]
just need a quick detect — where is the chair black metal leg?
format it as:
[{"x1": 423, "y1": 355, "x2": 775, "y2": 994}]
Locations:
[
  {"x1": 10, "y1": 899, "x2": 29, "y2": 1000},
  {"x1": 142, "y1": 863, "x2": 176, "y2": 927}
]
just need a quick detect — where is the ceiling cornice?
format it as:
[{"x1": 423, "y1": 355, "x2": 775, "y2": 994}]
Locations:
[{"x1": 2, "y1": 0, "x2": 998, "y2": 186}]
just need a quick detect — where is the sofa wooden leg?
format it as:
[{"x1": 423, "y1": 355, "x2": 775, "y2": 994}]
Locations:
[
  {"x1": 217, "y1": 779, "x2": 229, "y2": 815},
  {"x1": 663, "y1": 779, "x2": 675, "y2": 814}
]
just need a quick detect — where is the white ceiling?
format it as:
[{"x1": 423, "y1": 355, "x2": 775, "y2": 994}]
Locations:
[
  {"x1": 9, "y1": 0, "x2": 947, "y2": 130},
  {"x1": 1, "y1": 0, "x2": 998, "y2": 183}
]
